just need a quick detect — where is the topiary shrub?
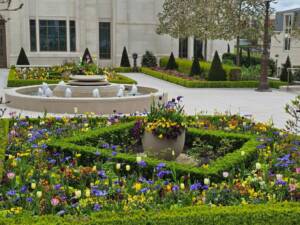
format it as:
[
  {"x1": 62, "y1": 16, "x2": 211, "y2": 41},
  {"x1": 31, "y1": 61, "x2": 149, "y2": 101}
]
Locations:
[
  {"x1": 208, "y1": 51, "x2": 227, "y2": 81},
  {"x1": 280, "y1": 56, "x2": 292, "y2": 83},
  {"x1": 16, "y1": 48, "x2": 30, "y2": 65},
  {"x1": 165, "y1": 52, "x2": 178, "y2": 70},
  {"x1": 82, "y1": 48, "x2": 93, "y2": 64},
  {"x1": 141, "y1": 51, "x2": 157, "y2": 67},
  {"x1": 228, "y1": 69, "x2": 242, "y2": 81},
  {"x1": 190, "y1": 57, "x2": 202, "y2": 77},
  {"x1": 120, "y1": 47, "x2": 131, "y2": 67}
]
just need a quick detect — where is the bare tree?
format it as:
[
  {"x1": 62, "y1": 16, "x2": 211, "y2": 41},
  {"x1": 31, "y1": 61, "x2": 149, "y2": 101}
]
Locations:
[{"x1": 0, "y1": 0, "x2": 23, "y2": 21}]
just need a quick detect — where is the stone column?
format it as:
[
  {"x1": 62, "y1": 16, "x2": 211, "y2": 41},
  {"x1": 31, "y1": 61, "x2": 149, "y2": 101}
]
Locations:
[
  {"x1": 84, "y1": 0, "x2": 98, "y2": 58},
  {"x1": 188, "y1": 36, "x2": 194, "y2": 59}
]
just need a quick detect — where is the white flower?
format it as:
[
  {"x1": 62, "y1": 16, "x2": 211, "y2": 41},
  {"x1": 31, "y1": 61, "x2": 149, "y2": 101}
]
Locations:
[
  {"x1": 222, "y1": 172, "x2": 229, "y2": 178},
  {"x1": 31, "y1": 183, "x2": 36, "y2": 189},
  {"x1": 75, "y1": 190, "x2": 82, "y2": 199},
  {"x1": 204, "y1": 178, "x2": 210, "y2": 185},
  {"x1": 255, "y1": 163, "x2": 262, "y2": 170},
  {"x1": 180, "y1": 183, "x2": 185, "y2": 190},
  {"x1": 136, "y1": 156, "x2": 142, "y2": 163},
  {"x1": 126, "y1": 165, "x2": 131, "y2": 171},
  {"x1": 116, "y1": 163, "x2": 121, "y2": 170},
  {"x1": 276, "y1": 174, "x2": 283, "y2": 181},
  {"x1": 36, "y1": 191, "x2": 42, "y2": 198}
]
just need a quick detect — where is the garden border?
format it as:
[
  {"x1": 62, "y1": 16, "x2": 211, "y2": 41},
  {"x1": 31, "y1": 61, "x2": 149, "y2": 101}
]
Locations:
[
  {"x1": 140, "y1": 67, "x2": 286, "y2": 88},
  {"x1": 48, "y1": 121, "x2": 260, "y2": 180},
  {"x1": 0, "y1": 119, "x2": 9, "y2": 181}
]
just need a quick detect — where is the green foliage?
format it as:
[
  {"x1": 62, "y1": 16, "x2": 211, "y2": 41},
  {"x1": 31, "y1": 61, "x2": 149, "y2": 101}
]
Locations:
[
  {"x1": 166, "y1": 52, "x2": 178, "y2": 70},
  {"x1": 82, "y1": 48, "x2": 93, "y2": 64},
  {"x1": 16, "y1": 48, "x2": 30, "y2": 65},
  {"x1": 0, "y1": 203, "x2": 299, "y2": 225},
  {"x1": 141, "y1": 68, "x2": 286, "y2": 89},
  {"x1": 190, "y1": 57, "x2": 202, "y2": 77},
  {"x1": 241, "y1": 65, "x2": 261, "y2": 81},
  {"x1": 159, "y1": 56, "x2": 239, "y2": 77},
  {"x1": 228, "y1": 69, "x2": 242, "y2": 81},
  {"x1": 120, "y1": 47, "x2": 131, "y2": 67},
  {"x1": 48, "y1": 121, "x2": 259, "y2": 181},
  {"x1": 141, "y1": 51, "x2": 157, "y2": 68},
  {"x1": 208, "y1": 52, "x2": 227, "y2": 81},
  {"x1": 0, "y1": 119, "x2": 9, "y2": 181},
  {"x1": 285, "y1": 95, "x2": 300, "y2": 134},
  {"x1": 280, "y1": 56, "x2": 292, "y2": 83}
]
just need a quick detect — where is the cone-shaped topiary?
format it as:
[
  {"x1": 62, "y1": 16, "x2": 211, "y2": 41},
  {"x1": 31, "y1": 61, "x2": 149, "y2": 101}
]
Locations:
[
  {"x1": 141, "y1": 51, "x2": 157, "y2": 67},
  {"x1": 280, "y1": 56, "x2": 292, "y2": 83},
  {"x1": 82, "y1": 48, "x2": 93, "y2": 64},
  {"x1": 208, "y1": 51, "x2": 227, "y2": 81},
  {"x1": 165, "y1": 52, "x2": 178, "y2": 70},
  {"x1": 120, "y1": 47, "x2": 131, "y2": 67},
  {"x1": 190, "y1": 57, "x2": 202, "y2": 77},
  {"x1": 16, "y1": 48, "x2": 30, "y2": 65}
]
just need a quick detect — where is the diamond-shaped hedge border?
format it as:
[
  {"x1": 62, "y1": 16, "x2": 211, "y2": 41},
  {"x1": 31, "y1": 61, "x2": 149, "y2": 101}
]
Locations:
[{"x1": 48, "y1": 121, "x2": 260, "y2": 181}]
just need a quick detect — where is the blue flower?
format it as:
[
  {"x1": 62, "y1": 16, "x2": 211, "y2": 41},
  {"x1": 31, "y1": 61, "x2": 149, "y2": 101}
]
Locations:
[
  {"x1": 140, "y1": 187, "x2": 150, "y2": 193},
  {"x1": 156, "y1": 163, "x2": 166, "y2": 171},
  {"x1": 112, "y1": 151, "x2": 117, "y2": 156},
  {"x1": 26, "y1": 197, "x2": 33, "y2": 203},
  {"x1": 54, "y1": 184, "x2": 62, "y2": 190},
  {"x1": 57, "y1": 210, "x2": 66, "y2": 216},
  {"x1": 93, "y1": 203, "x2": 102, "y2": 211},
  {"x1": 157, "y1": 170, "x2": 171, "y2": 179},
  {"x1": 172, "y1": 185, "x2": 179, "y2": 192},
  {"x1": 275, "y1": 180, "x2": 287, "y2": 186},
  {"x1": 98, "y1": 170, "x2": 107, "y2": 179},
  {"x1": 6, "y1": 189, "x2": 16, "y2": 196},
  {"x1": 92, "y1": 189, "x2": 107, "y2": 197},
  {"x1": 20, "y1": 185, "x2": 27, "y2": 193},
  {"x1": 138, "y1": 160, "x2": 147, "y2": 168},
  {"x1": 190, "y1": 183, "x2": 202, "y2": 191}
]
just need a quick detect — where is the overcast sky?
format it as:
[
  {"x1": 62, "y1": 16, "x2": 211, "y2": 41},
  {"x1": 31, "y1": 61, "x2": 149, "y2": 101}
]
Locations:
[{"x1": 273, "y1": 0, "x2": 300, "y2": 11}]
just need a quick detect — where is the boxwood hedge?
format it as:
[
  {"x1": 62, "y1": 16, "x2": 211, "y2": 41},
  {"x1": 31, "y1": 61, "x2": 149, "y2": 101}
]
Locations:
[
  {"x1": 48, "y1": 121, "x2": 260, "y2": 181},
  {"x1": 0, "y1": 203, "x2": 299, "y2": 225},
  {"x1": 141, "y1": 67, "x2": 286, "y2": 89}
]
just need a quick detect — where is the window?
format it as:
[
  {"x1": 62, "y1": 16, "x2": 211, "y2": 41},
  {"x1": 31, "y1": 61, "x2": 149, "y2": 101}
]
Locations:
[
  {"x1": 39, "y1": 20, "x2": 67, "y2": 51},
  {"x1": 194, "y1": 38, "x2": 203, "y2": 59},
  {"x1": 179, "y1": 38, "x2": 188, "y2": 58},
  {"x1": 284, "y1": 14, "x2": 292, "y2": 51},
  {"x1": 99, "y1": 22, "x2": 111, "y2": 59},
  {"x1": 30, "y1": 20, "x2": 37, "y2": 52},
  {"x1": 69, "y1": 20, "x2": 76, "y2": 52}
]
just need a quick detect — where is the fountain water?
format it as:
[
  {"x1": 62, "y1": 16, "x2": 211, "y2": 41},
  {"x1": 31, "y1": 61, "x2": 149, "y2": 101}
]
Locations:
[
  {"x1": 65, "y1": 88, "x2": 72, "y2": 98},
  {"x1": 92, "y1": 89, "x2": 100, "y2": 98}
]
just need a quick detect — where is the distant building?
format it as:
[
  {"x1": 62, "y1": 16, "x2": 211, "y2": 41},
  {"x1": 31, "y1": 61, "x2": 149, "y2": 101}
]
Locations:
[
  {"x1": 0, "y1": 0, "x2": 232, "y2": 68},
  {"x1": 271, "y1": 8, "x2": 300, "y2": 67}
]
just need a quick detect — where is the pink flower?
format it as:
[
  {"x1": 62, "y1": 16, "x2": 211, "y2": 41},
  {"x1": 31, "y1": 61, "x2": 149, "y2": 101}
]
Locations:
[
  {"x1": 289, "y1": 184, "x2": 297, "y2": 192},
  {"x1": 296, "y1": 168, "x2": 300, "y2": 174},
  {"x1": 7, "y1": 172, "x2": 15, "y2": 180},
  {"x1": 51, "y1": 198, "x2": 60, "y2": 206}
]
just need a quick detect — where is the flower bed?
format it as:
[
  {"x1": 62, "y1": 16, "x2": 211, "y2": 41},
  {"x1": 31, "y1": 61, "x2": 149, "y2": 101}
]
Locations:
[
  {"x1": 0, "y1": 113, "x2": 299, "y2": 222},
  {"x1": 7, "y1": 66, "x2": 137, "y2": 87},
  {"x1": 141, "y1": 67, "x2": 286, "y2": 88}
]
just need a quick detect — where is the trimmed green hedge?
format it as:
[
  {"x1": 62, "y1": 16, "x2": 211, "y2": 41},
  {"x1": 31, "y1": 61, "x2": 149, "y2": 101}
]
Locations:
[
  {"x1": 0, "y1": 119, "x2": 9, "y2": 181},
  {"x1": 114, "y1": 67, "x2": 141, "y2": 73},
  {"x1": 7, "y1": 69, "x2": 137, "y2": 87},
  {"x1": 141, "y1": 67, "x2": 286, "y2": 89},
  {"x1": 0, "y1": 203, "x2": 299, "y2": 224},
  {"x1": 48, "y1": 122, "x2": 259, "y2": 181},
  {"x1": 159, "y1": 57, "x2": 240, "y2": 76}
]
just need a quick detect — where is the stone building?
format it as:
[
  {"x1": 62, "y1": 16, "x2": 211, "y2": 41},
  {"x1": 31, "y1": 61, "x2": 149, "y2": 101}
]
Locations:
[{"x1": 0, "y1": 0, "x2": 232, "y2": 68}]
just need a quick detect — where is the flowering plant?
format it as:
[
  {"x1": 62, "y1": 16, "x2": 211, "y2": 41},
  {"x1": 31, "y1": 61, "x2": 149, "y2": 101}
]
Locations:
[{"x1": 135, "y1": 97, "x2": 186, "y2": 139}]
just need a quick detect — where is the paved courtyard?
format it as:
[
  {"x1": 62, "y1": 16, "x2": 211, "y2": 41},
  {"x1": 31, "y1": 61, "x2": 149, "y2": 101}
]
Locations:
[{"x1": 0, "y1": 69, "x2": 298, "y2": 128}]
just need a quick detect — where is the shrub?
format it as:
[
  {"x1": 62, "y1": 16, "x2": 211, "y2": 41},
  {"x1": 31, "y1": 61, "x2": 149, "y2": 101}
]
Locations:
[
  {"x1": 241, "y1": 65, "x2": 261, "y2": 81},
  {"x1": 0, "y1": 119, "x2": 9, "y2": 181},
  {"x1": 141, "y1": 51, "x2": 157, "y2": 67},
  {"x1": 16, "y1": 48, "x2": 30, "y2": 65},
  {"x1": 82, "y1": 48, "x2": 93, "y2": 64},
  {"x1": 166, "y1": 52, "x2": 178, "y2": 70},
  {"x1": 228, "y1": 69, "x2": 242, "y2": 81},
  {"x1": 120, "y1": 47, "x2": 131, "y2": 67},
  {"x1": 280, "y1": 56, "x2": 292, "y2": 83},
  {"x1": 190, "y1": 57, "x2": 202, "y2": 77},
  {"x1": 208, "y1": 51, "x2": 226, "y2": 81}
]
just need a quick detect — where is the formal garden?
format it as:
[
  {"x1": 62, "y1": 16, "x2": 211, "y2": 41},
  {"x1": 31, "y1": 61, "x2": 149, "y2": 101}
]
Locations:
[{"x1": 0, "y1": 92, "x2": 299, "y2": 224}]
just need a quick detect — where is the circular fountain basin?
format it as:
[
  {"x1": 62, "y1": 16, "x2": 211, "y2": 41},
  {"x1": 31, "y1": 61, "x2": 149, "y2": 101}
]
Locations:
[
  {"x1": 5, "y1": 84, "x2": 167, "y2": 114},
  {"x1": 68, "y1": 75, "x2": 109, "y2": 86}
]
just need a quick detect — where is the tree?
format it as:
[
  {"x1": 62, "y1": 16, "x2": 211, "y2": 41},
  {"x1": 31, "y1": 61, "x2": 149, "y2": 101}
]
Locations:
[
  {"x1": 120, "y1": 47, "x2": 131, "y2": 67},
  {"x1": 157, "y1": 0, "x2": 224, "y2": 60},
  {"x1": 166, "y1": 52, "x2": 178, "y2": 70},
  {"x1": 208, "y1": 51, "x2": 226, "y2": 81},
  {"x1": 280, "y1": 56, "x2": 292, "y2": 83},
  {"x1": 82, "y1": 48, "x2": 93, "y2": 64},
  {"x1": 190, "y1": 57, "x2": 202, "y2": 76},
  {"x1": 0, "y1": 0, "x2": 23, "y2": 21},
  {"x1": 16, "y1": 48, "x2": 30, "y2": 65},
  {"x1": 227, "y1": 44, "x2": 231, "y2": 53}
]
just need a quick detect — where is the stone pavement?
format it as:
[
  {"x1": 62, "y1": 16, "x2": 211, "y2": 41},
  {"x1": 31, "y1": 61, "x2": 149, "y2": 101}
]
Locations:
[{"x1": 0, "y1": 69, "x2": 298, "y2": 128}]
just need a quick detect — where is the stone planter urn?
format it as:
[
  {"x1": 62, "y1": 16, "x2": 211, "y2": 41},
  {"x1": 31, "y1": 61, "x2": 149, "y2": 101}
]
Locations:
[{"x1": 142, "y1": 130, "x2": 186, "y2": 161}]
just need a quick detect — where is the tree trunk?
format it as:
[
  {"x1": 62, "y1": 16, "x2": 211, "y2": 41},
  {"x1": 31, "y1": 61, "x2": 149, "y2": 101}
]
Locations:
[{"x1": 236, "y1": 36, "x2": 240, "y2": 66}]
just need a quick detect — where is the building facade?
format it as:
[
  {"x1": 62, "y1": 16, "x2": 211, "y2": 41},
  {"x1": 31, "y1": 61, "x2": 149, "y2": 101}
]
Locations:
[
  {"x1": 271, "y1": 8, "x2": 300, "y2": 67},
  {"x1": 0, "y1": 0, "x2": 232, "y2": 68}
]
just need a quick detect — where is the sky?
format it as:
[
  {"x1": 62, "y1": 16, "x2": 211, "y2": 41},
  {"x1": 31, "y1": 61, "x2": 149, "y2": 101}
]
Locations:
[{"x1": 273, "y1": 0, "x2": 300, "y2": 11}]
